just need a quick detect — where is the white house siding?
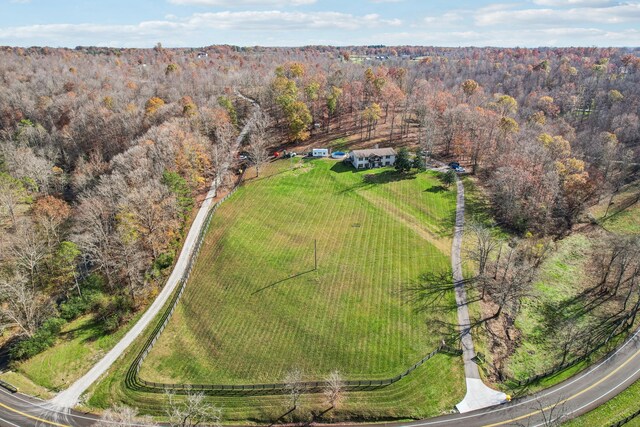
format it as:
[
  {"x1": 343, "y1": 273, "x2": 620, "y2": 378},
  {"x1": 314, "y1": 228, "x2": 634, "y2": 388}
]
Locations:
[{"x1": 349, "y1": 148, "x2": 396, "y2": 169}]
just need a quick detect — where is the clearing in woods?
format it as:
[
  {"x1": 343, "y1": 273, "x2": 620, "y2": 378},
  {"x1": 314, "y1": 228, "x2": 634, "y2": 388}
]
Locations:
[{"x1": 141, "y1": 158, "x2": 459, "y2": 385}]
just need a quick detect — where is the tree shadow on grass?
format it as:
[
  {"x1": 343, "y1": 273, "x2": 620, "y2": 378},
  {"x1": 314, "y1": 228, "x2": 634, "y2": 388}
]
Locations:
[
  {"x1": 268, "y1": 406, "x2": 296, "y2": 427},
  {"x1": 0, "y1": 337, "x2": 19, "y2": 371},
  {"x1": 436, "y1": 205, "x2": 457, "y2": 238},
  {"x1": 462, "y1": 179, "x2": 496, "y2": 227},
  {"x1": 363, "y1": 170, "x2": 417, "y2": 185},
  {"x1": 251, "y1": 269, "x2": 316, "y2": 295},
  {"x1": 424, "y1": 185, "x2": 447, "y2": 193},
  {"x1": 310, "y1": 406, "x2": 336, "y2": 423},
  {"x1": 330, "y1": 161, "x2": 356, "y2": 173}
]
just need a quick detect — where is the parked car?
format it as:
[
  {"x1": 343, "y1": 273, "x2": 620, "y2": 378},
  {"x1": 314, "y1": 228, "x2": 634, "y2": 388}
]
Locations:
[
  {"x1": 454, "y1": 166, "x2": 466, "y2": 173},
  {"x1": 448, "y1": 161, "x2": 460, "y2": 169}
]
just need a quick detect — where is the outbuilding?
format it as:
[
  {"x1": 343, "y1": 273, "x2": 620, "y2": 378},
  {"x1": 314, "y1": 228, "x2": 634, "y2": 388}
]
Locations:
[{"x1": 312, "y1": 148, "x2": 329, "y2": 157}]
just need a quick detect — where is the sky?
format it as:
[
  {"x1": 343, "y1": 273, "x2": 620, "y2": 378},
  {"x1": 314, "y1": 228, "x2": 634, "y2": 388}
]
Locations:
[{"x1": 0, "y1": 0, "x2": 639, "y2": 48}]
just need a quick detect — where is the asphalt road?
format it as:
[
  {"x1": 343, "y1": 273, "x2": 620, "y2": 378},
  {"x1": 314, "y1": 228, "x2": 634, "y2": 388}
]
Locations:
[{"x1": 2, "y1": 327, "x2": 640, "y2": 426}]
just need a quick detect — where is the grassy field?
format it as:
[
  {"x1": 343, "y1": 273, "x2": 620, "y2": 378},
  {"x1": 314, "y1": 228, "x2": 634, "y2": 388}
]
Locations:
[
  {"x1": 141, "y1": 158, "x2": 458, "y2": 386},
  {"x1": 591, "y1": 181, "x2": 640, "y2": 235},
  {"x1": 10, "y1": 313, "x2": 141, "y2": 392},
  {"x1": 91, "y1": 344, "x2": 464, "y2": 423},
  {"x1": 506, "y1": 233, "x2": 593, "y2": 380},
  {"x1": 84, "y1": 158, "x2": 465, "y2": 422},
  {"x1": 0, "y1": 370, "x2": 54, "y2": 400}
]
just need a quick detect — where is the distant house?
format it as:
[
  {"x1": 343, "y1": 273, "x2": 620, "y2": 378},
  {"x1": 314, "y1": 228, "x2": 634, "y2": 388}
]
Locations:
[
  {"x1": 349, "y1": 148, "x2": 396, "y2": 169},
  {"x1": 312, "y1": 148, "x2": 329, "y2": 157}
]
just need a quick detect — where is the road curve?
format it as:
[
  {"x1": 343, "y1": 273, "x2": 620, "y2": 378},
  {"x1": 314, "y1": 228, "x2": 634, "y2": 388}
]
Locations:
[
  {"x1": 49, "y1": 94, "x2": 259, "y2": 409},
  {"x1": 3, "y1": 321, "x2": 640, "y2": 426}
]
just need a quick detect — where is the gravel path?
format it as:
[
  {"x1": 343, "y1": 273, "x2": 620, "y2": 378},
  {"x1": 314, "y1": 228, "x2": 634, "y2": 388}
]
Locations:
[{"x1": 451, "y1": 176, "x2": 507, "y2": 413}]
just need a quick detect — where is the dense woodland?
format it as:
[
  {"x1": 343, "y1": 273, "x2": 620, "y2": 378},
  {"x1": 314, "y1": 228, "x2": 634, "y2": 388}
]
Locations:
[{"x1": 0, "y1": 45, "x2": 639, "y2": 371}]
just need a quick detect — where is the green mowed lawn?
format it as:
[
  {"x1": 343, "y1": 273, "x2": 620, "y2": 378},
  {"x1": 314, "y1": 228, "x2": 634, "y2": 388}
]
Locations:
[
  {"x1": 141, "y1": 159, "x2": 458, "y2": 385},
  {"x1": 12, "y1": 313, "x2": 141, "y2": 392}
]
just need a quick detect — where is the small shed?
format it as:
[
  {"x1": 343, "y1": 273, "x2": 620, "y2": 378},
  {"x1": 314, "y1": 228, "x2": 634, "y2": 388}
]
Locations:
[{"x1": 312, "y1": 148, "x2": 329, "y2": 157}]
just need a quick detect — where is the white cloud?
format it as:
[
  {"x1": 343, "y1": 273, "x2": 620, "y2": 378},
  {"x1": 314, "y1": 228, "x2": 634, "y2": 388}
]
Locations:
[
  {"x1": 531, "y1": 0, "x2": 619, "y2": 7},
  {"x1": 168, "y1": 0, "x2": 316, "y2": 6},
  {"x1": 475, "y1": 2, "x2": 640, "y2": 26},
  {"x1": 423, "y1": 12, "x2": 463, "y2": 25},
  {"x1": 0, "y1": 11, "x2": 402, "y2": 47},
  {"x1": 1, "y1": 1, "x2": 637, "y2": 48},
  {"x1": 365, "y1": 27, "x2": 640, "y2": 47},
  {"x1": 186, "y1": 11, "x2": 401, "y2": 30}
]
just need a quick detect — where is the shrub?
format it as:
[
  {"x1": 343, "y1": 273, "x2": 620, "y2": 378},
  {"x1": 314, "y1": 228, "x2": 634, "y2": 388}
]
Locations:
[
  {"x1": 10, "y1": 317, "x2": 67, "y2": 360},
  {"x1": 97, "y1": 295, "x2": 134, "y2": 333},
  {"x1": 59, "y1": 289, "x2": 103, "y2": 320},
  {"x1": 154, "y1": 251, "x2": 174, "y2": 270},
  {"x1": 58, "y1": 274, "x2": 106, "y2": 320}
]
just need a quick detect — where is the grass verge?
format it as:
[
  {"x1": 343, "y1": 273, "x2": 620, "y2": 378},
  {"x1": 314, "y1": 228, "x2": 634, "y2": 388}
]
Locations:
[{"x1": 566, "y1": 377, "x2": 640, "y2": 427}]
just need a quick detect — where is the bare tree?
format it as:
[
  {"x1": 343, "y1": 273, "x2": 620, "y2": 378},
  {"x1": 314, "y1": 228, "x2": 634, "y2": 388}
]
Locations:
[
  {"x1": 113, "y1": 226, "x2": 147, "y2": 304},
  {"x1": 33, "y1": 195, "x2": 71, "y2": 249},
  {"x1": 284, "y1": 368, "x2": 304, "y2": 410},
  {"x1": 93, "y1": 405, "x2": 158, "y2": 427},
  {"x1": 465, "y1": 222, "x2": 502, "y2": 277},
  {"x1": 250, "y1": 108, "x2": 271, "y2": 140},
  {"x1": 323, "y1": 370, "x2": 346, "y2": 410},
  {"x1": 481, "y1": 242, "x2": 536, "y2": 321},
  {"x1": 246, "y1": 109, "x2": 271, "y2": 178},
  {"x1": 165, "y1": 391, "x2": 222, "y2": 427},
  {"x1": 0, "y1": 173, "x2": 28, "y2": 229},
  {"x1": 1, "y1": 144, "x2": 54, "y2": 194},
  {"x1": 516, "y1": 396, "x2": 569, "y2": 427},
  {"x1": 127, "y1": 182, "x2": 179, "y2": 261},
  {"x1": 417, "y1": 108, "x2": 438, "y2": 164},
  {"x1": 247, "y1": 133, "x2": 270, "y2": 178},
  {"x1": 9, "y1": 221, "x2": 48, "y2": 286},
  {"x1": 212, "y1": 121, "x2": 236, "y2": 186},
  {"x1": 0, "y1": 273, "x2": 52, "y2": 337}
]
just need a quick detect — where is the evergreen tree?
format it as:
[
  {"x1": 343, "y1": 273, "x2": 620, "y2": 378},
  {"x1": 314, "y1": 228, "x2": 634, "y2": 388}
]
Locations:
[
  {"x1": 394, "y1": 148, "x2": 412, "y2": 173},
  {"x1": 413, "y1": 149, "x2": 426, "y2": 171}
]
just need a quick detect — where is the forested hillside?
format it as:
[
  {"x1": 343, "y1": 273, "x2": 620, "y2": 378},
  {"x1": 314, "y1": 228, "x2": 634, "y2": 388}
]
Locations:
[{"x1": 0, "y1": 45, "x2": 638, "y2": 382}]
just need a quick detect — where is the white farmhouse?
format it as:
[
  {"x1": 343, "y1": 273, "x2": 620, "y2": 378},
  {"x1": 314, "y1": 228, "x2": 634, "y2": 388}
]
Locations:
[{"x1": 349, "y1": 147, "x2": 396, "y2": 169}]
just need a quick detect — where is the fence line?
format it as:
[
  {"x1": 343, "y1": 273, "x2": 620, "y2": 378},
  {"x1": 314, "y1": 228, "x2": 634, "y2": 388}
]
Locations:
[
  {"x1": 608, "y1": 407, "x2": 640, "y2": 427},
  {"x1": 125, "y1": 168, "x2": 461, "y2": 396},
  {"x1": 507, "y1": 319, "x2": 635, "y2": 388}
]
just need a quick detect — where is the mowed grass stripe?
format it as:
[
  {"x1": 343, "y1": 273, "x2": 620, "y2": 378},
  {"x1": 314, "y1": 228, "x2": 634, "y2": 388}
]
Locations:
[{"x1": 141, "y1": 160, "x2": 456, "y2": 384}]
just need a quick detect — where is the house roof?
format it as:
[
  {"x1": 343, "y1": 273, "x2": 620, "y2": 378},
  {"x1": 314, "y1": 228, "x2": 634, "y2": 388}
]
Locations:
[{"x1": 351, "y1": 148, "x2": 396, "y2": 157}]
